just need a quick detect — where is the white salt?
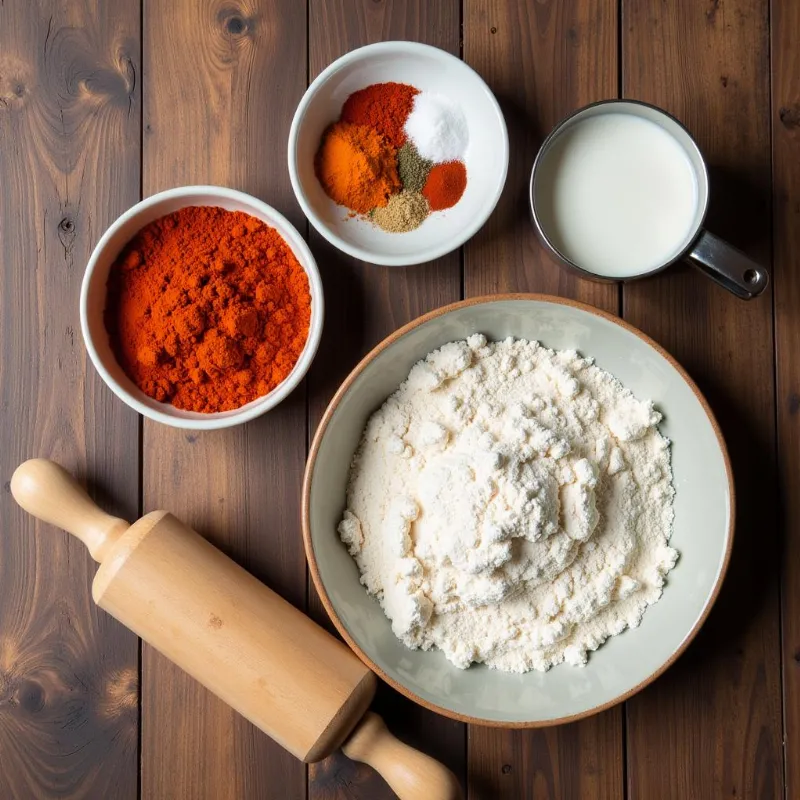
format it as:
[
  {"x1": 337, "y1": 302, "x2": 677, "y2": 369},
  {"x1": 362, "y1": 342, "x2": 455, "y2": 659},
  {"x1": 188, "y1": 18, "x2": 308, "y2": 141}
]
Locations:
[{"x1": 404, "y1": 92, "x2": 469, "y2": 162}]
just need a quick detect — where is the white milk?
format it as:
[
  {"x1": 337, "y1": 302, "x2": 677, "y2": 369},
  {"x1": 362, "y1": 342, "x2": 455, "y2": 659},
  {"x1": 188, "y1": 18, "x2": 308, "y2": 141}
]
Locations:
[{"x1": 535, "y1": 113, "x2": 699, "y2": 277}]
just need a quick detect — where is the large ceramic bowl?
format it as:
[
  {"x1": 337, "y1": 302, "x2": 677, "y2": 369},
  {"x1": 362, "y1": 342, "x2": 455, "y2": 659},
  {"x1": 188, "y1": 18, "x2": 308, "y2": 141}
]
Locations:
[
  {"x1": 288, "y1": 42, "x2": 508, "y2": 266},
  {"x1": 303, "y1": 295, "x2": 734, "y2": 726}
]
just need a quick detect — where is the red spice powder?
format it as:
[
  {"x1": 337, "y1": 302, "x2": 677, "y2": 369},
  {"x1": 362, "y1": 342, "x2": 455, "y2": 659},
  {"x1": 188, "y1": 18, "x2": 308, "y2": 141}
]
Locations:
[
  {"x1": 104, "y1": 207, "x2": 311, "y2": 413},
  {"x1": 340, "y1": 82, "x2": 419, "y2": 148},
  {"x1": 422, "y1": 161, "x2": 468, "y2": 211}
]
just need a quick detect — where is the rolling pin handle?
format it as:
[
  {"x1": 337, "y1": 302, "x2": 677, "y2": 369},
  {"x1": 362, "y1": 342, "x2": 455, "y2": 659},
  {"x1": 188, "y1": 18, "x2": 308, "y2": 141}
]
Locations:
[
  {"x1": 10, "y1": 458, "x2": 130, "y2": 563},
  {"x1": 342, "y1": 712, "x2": 463, "y2": 800}
]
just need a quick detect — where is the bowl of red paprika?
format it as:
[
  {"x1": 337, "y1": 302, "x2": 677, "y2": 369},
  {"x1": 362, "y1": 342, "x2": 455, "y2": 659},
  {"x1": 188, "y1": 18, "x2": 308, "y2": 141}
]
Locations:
[
  {"x1": 289, "y1": 41, "x2": 508, "y2": 266},
  {"x1": 80, "y1": 186, "x2": 324, "y2": 430}
]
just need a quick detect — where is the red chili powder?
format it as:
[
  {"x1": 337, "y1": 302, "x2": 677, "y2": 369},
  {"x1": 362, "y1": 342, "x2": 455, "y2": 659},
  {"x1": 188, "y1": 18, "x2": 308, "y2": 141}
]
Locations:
[
  {"x1": 104, "y1": 207, "x2": 311, "y2": 413},
  {"x1": 340, "y1": 82, "x2": 419, "y2": 148},
  {"x1": 422, "y1": 161, "x2": 468, "y2": 211}
]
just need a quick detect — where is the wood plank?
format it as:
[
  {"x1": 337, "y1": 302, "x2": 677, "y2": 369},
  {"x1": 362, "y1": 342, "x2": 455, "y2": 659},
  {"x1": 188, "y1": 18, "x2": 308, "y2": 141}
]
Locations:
[
  {"x1": 462, "y1": 2, "x2": 624, "y2": 797},
  {"x1": 306, "y1": 2, "x2": 464, "y2": 798},
  {"x1": 464, "y1": 0, "x2": 619, "y2": 306},
  {"x1": 622, "y1": 1, "x2": 783, "y2": 797},
  {"x1": 772, "y1": 0, "x2": 800, "y2": 795},
  {"x1": 0, "y1": 1, "x2": 141, "y2": 798},
  {"x1": 140, "y1": 2, "x2": 308, "y2": 798}
]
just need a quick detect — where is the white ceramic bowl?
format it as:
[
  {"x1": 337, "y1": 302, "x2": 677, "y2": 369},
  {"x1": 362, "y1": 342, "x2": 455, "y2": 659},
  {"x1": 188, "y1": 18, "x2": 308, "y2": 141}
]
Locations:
[
  {"x1": 81, "y1": 186, "x2": 324, "y2": 430},
  {"x1": 303, "y1": 295, "x2": 734, "y2": 726},
  {"x1": 288, "y1": 42, "x2": 509, "y2": 266}
]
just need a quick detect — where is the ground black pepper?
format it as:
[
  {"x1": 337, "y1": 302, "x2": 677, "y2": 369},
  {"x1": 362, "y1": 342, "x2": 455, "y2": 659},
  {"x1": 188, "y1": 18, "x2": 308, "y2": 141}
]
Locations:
[{"x1": 397, "y1": 142, "x2": 433, "y2": 193}]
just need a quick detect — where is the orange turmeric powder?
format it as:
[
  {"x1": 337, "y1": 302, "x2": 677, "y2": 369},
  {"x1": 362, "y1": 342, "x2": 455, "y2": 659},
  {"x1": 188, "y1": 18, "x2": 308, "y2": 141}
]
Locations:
[
  {"x1": 105, "y1": 206, "x2": 311, "y2": 413},
  {"x1": 314, "y1": 121, "x2": 401, "y2": 214}
]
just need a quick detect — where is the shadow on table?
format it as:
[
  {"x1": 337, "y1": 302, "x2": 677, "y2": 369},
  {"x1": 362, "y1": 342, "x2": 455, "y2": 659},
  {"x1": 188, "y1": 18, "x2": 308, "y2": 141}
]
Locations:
[
  {"x1": 679, "y1": 163, "x2": 775, "y2": 658},
  {"x1": 659, "y1": 369, "x2": 778, "y2": 675},
  {"x1": 306, "y1": 236, "x2": 368, "y2": 413},
  {"x1": 706, "y1": 163, "x2": 772, "y2": 260}
]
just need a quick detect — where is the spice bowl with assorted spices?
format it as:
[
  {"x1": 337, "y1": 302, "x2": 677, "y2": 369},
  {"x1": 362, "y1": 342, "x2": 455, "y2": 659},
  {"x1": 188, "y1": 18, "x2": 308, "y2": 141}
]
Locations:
[
  {"x1": 81, "y1": 186, "x2": 324, "y2": 430},
  {"x1": 289, "y1": 41, "x2": 508, "y2": 266}
]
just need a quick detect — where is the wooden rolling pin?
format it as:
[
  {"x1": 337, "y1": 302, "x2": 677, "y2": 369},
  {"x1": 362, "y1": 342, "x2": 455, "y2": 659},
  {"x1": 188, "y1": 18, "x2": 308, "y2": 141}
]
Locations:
[{"x1": 11, "y1": 459, "x2": 461, "y2": 800}]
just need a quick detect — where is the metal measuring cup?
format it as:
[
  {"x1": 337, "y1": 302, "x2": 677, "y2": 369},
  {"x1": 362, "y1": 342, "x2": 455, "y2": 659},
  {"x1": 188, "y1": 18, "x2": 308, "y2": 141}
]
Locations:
[{"x1": 529, "y1": 100, "x2": 769, "y2": 300}]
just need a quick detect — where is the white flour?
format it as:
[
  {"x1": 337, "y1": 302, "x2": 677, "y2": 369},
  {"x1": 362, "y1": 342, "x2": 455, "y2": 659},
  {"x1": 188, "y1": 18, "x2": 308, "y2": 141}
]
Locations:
[{"x1": 339, "y1": 336, "x2": 678, "y2": 673}]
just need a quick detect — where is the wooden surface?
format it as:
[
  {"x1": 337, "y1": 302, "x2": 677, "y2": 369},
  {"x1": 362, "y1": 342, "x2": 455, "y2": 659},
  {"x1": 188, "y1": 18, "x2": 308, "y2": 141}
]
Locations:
[
  {"x1": 773, "y1": 0, "x2": 800, "y2": 797},
  {"x1": 0, "y1": 1, "x2": 794, "y2": 799},
  {"x1": 621, "y1": 3, "x2": 783, "y2": 799},
  {"x1": 0, "y1": 2, "x2": 141, "y2": 798}
]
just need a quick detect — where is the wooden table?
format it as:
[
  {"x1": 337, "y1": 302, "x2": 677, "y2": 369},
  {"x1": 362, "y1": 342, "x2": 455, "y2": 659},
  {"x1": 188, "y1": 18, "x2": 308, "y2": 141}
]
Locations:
[{"x1": 0, "y1": 1, "x2": 796, "y2": 798}]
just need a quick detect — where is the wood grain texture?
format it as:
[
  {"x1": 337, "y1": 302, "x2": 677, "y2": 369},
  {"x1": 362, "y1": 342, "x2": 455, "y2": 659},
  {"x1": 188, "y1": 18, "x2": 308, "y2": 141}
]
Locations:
[
  {"x1": 141, "y1": 1, "x2": 308, "y2": 798},
  {"x1": 463, "y1": 0, "x2": 619, "y2": 306},
  {"x1": 0, "y1": 1, "x2": 141, "y2": 798},
  {"x1": 306, "y1": 2, "x2": 464, "y2": 798},
  {"x1": 772, "y1": 0, "x2": 800, "y2": 795},
  {"x1": 463, "y1": 2, "x2": 624, "y2": 798},
  {"x1": 622, "y1": 1, "x2": 783, "y2": 798},
  {"x1": 1, "y1": 2, "x2": 794, "y2": 799}
]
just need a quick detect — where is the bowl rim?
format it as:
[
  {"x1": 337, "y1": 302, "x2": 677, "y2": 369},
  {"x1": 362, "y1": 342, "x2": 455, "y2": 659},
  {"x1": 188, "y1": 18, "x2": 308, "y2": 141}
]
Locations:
[
  {"x1": 287, "y1": 41, "x2": 509, "y2": 267},
  {"x1": 302, "y1": 292, "x2": 735, "y2": 727},
  {"x1": 80, "y1": 185, "x2": 324, "y2": 431}
]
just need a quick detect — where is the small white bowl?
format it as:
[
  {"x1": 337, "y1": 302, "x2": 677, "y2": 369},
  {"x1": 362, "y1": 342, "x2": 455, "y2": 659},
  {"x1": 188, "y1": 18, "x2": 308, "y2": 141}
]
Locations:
[
  {"x1": 288, "y1": 42, "x2": 509, "y2": 266},
  {"x1": 80, "y1": 186, "x2": 324, "y2": 430}
]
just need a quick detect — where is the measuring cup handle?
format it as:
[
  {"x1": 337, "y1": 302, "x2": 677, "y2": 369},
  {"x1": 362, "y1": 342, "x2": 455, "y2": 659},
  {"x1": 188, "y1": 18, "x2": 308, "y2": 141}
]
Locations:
[{"x1": 684, "y1": 230, "x2": 769, "y2": 299}]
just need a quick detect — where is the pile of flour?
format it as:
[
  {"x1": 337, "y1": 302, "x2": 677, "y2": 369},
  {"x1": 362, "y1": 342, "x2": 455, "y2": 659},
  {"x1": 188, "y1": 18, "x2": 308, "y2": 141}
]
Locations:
[{"x1": 338, "y1": 335, "x2": 678, "y2": 673}]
